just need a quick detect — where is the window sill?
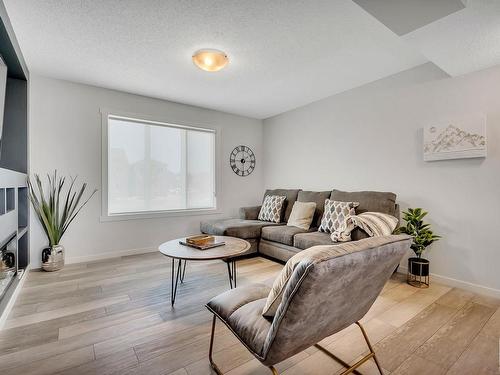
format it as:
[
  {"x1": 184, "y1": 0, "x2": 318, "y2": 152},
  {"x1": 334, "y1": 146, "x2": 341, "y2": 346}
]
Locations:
[{"x1": 100, "y1": 208, "x2": 222, "y2": 222}]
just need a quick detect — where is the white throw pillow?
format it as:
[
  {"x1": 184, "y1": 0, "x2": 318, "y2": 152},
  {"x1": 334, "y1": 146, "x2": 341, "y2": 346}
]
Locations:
[
  {"x1": 258, "y1": 195, "x2": 286, "y2": 223},
  {"x1": 287, "y1": 201, "x2": 316, "y2": 230},
  {"x1": 318, "y1": 200, "x2": 359, "y2": 233}
]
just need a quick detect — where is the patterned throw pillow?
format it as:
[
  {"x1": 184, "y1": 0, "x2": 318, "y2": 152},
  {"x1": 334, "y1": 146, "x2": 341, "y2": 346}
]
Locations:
[
  {"x1": 258, "y1": 195, "x2": 287, "y2": 223},
  {"x1": 319, "y1": 200, "x2": 359, "y2": 233}
]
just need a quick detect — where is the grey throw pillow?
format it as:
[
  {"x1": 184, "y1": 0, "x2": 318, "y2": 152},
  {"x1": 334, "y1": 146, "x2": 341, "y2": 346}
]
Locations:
[
  {"x1": 319, "y1": 199, "x2": 359, "y2": 233},
  {"x1": 258, "y1": 195, "x2": 286, "y2": 223}
]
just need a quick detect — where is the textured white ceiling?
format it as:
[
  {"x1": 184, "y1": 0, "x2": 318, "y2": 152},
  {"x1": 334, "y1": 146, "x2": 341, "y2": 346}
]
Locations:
[
  {"x1": 404, "y1": 0, "x2": 500, "y2": 77},
  {"x1": 3, "y1": 0, "x2": 426, "y2": 119},
  {"x1": 3, "y1": 0, "x2": 499, "y2": 119},
  {"x1": 352, "y1": 0, "x2": 465, "y2": 36}
]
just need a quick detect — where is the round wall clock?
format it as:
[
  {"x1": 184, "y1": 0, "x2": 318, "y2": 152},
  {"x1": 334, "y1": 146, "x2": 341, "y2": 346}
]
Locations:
[{"x1": 230, "y1": 145, "x2": 255, "y2": 176}]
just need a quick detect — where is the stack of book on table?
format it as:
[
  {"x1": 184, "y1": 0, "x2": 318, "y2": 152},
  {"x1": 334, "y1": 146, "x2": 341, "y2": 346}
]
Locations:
[{"x1": 179, "y1": 235, "x2": 226, "y2": 250}]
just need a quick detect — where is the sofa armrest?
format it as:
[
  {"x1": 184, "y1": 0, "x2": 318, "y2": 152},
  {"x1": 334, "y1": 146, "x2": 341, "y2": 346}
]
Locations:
[
  {"x1": 239, "y1": 205, "x2": 262, "y2": 220},
  {"x1": 394, "y1": 203, "x2": 401, "y2": 228}
]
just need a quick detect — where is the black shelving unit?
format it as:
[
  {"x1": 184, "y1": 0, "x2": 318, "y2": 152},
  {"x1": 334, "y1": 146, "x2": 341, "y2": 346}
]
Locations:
[
  {"x1": 5, "y1": 187, "x2": 14, "y2": 212},
  {"x1": 0, "y1": 1, "x2": 30, "y2": 325},
  {"x1": 17, "y1": 186, "x2": 28, "y2": 270},
  {"x1": 17, "y1": 230, "x2": 28, "y2": 270},
  {"x1": 0, "y1": 187, "x2": 4, "y2": 215}
]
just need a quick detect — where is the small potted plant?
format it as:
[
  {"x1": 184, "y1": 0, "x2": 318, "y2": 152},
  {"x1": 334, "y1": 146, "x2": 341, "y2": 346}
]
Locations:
[
  {"x1": 28, "y1": 171, "x2": 96, "y2": 271},
  {"x1": 397, "y1": 208, "x2": 440, "y2": 288}
]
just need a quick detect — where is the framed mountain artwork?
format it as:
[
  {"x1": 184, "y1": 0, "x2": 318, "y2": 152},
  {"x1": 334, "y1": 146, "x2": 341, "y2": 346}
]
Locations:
[{"x1": 423, "y1": 115, "x2": 487, "y2": 161}]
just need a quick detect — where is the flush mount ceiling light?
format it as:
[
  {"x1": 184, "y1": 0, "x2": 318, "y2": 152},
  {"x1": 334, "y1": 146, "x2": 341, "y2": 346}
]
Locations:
[{"x1": 192, "y1": 49, "x2": 229, "y2": 72}]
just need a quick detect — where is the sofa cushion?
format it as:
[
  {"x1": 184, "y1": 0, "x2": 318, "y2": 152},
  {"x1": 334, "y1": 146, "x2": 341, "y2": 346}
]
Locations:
[
  {"x1": 287, "y1": 201, "x2": 316, "y2": 230},
  {"x1": 293, "y1": 231, "x2": 335, "y2": 250},
  {"x1": 258, "y1": 195, "x2": 287, "y2": 223},
  {"x1": 239, "y1": 205, "x2": 262, "y2": 220},
  {"x1": 261, "y1": 225, "x2": 308, "y2": 246},
  {"x1": 200, "y1": 219, "x2": 282, "y2": 239},
  {"x1": 330, "y1": 190, "x2": 396, "y2": 216},
  {"x1": 259, "y1": 240, "x2": 301, "y2": 262},
  {"x1": 297, "y1": 191, "x2": 330, "y2": 228},
  {"x1": 263, "y1": 189, "x2": 301, "y2": 222},
  {"x1": 330, "y1": 190, "x2": 397, "y2": 240}
]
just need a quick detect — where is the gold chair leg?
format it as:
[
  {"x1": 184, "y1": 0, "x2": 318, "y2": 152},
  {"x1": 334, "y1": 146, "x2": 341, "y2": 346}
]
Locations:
[
  {"x1": 208, "y1": 316, "x2": 382, "y2": 375},
  {"x1": 314, "y1": 322, "x2": 383, "y2": 375},
  {"x1": 314, "y1": 344, "x2": 363, "y2": 375},
  {"x1": 356, "y1": 322, "x2": 384, "y2": 375}
]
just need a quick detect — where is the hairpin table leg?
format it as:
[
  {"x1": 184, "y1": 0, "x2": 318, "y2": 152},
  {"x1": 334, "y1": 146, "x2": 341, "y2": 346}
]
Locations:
[
  {"x1": 170, "y1": 258, "x2": 182, "y2": 305},
  {"x1": 226, "y1": 259, "x2": 237, "y2": 289}
]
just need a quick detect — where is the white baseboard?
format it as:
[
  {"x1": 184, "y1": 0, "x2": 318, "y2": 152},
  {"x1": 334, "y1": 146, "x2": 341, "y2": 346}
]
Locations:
[
  {"x1": 65, "y1": 246, "x2": 158, "y2": 264},
  {"x1": 0, "y1": 265, "x2": 30, "y2": 330},
  {"x1": 398, "y1": 266, "x2": 500, "y2": 299}
]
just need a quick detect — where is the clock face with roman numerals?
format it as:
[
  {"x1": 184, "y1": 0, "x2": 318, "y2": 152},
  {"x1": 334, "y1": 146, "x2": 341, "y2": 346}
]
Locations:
[{"x1": 230, "y1": 145, "x2": 255, "y2": 176}]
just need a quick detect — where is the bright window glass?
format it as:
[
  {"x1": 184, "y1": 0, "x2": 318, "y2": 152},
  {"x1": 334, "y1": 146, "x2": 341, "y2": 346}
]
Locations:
[{"x1": 107, "y1": 116, "x2": 215, "y2": 215}]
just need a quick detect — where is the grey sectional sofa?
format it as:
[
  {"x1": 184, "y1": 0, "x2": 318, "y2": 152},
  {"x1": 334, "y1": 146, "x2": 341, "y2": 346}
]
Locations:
[{"x1": 200, "y1": 189, "x2": 399, "y2": 262}]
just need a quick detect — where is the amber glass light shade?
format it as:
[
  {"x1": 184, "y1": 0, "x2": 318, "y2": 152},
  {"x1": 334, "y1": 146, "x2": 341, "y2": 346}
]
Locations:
[{"x1": 192, "y1": 49, "x2": 229, "y2": 72}]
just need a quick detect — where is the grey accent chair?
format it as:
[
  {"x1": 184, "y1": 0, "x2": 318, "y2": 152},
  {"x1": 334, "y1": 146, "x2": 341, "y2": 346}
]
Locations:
[{"x1": 206, "y1": 235, "x2": 411, "y2": 375}]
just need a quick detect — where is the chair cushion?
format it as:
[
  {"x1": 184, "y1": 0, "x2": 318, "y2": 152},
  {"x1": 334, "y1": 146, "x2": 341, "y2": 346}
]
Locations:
[
  {"x1": 261, "y1": 225, "x2": 308, "y2": 246},
  {"x1": 200, "y1": 219, "x2": 282, "y2": 239},
  {"x1": 227, "y1": 298, "x2": 271, "y2": 357},
  {"x1": 263, "y1": 189, "x2": 301, "y2": 222},
  {"x1": 287, "y1": 201, "x2": 316, "y2": 230},
  {"x1": 206, "y1": 285, "x2": 272, "y2": 357},
  {"x1": 207, "y1": 283, "x2": 271, "y2": 321},
  {"x1": 293, "y1": 231, "x2": 335, "y2": 250},
  {"x1": 297, "y1": 191, "x2": 331, "y2": 228},
  {"x1": 330, "y1": 190, "x2": 397, "y2": 240}
]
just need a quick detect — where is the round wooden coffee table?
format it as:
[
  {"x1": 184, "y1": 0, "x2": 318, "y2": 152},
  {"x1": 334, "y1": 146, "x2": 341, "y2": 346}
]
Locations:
[{"x1": 159, "y1": 236, "x2": 251, "y2": 305}]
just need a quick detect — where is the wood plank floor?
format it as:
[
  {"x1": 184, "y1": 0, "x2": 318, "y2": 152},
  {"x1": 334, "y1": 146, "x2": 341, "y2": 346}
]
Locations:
[{"x1": 1, "y1": 252, "x2": 499, "y2": 375}]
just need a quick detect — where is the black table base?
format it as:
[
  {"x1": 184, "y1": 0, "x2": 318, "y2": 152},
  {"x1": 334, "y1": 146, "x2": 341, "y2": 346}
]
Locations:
[{"x1": 170, "y1": 258, "x2": 237, "y2": 306}]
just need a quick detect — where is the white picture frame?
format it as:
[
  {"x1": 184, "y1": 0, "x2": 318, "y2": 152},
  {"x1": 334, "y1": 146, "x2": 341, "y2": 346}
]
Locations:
[{"x1": 423, "y1": 115, "x2": 487, "y2": 161}]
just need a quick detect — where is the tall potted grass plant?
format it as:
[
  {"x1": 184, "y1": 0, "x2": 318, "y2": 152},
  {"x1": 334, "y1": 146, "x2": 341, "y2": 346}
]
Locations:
[{"x1": 28, "y1": 171, "x2": 96, "y2": 271}]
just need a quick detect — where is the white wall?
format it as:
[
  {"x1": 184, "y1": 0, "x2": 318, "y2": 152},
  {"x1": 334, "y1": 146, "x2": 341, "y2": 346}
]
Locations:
[
  {"x1": 29, "y1": 64, "x2": 500, "y2": 296},
  {"x1": 263, "y1": 63, "x2": 500, "y2": 295},
  {"x1": 29, "y1": 74, "x2": 264, "y2": 266}
]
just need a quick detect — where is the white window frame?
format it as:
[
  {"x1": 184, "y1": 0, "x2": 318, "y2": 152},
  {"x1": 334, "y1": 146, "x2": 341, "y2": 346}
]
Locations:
[{"x1": 100, "y1": 108, "x2": 222, "y2": 222}]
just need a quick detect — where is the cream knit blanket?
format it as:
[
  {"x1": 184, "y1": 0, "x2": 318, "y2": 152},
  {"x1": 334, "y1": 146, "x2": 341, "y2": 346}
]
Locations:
[{"x1": 331, "y1": 212, "x2": 398, "y2": 242}]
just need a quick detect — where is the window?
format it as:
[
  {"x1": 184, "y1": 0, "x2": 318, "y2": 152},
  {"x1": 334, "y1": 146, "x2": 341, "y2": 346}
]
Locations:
[{"x1": 104, "y1": 114, "x2": 216, "y2": 218}]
